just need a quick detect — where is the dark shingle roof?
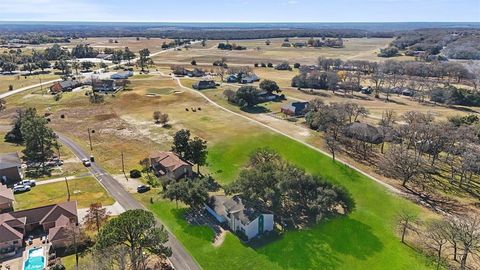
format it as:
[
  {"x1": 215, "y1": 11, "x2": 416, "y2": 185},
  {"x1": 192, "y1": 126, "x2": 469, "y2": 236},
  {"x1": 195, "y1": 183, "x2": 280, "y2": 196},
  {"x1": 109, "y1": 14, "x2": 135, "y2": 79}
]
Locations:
[{"x1": 0, "y1": 152, "x2": 21, "y2": 170}]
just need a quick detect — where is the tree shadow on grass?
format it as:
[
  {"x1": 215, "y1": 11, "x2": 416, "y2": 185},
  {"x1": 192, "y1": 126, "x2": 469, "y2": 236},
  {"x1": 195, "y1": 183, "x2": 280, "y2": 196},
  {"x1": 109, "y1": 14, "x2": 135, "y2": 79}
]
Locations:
[
  {"x1": 253, "y1": 216, "x2": 383, "y2": 270},
  {"x1": 241, "y1": 105, "x2": 270, "y2": 114},
  {"x1": 169, "y1": 207, "x2": 215, "y2": 243}
]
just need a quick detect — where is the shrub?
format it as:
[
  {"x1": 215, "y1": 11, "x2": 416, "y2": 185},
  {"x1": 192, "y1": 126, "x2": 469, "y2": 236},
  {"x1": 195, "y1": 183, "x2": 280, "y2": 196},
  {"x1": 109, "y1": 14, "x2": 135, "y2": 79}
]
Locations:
[
  {"x1": 130, "y1": 169, "x2": 142, "y2": 178},
  {"x1": 294, "y1": 63, "x2": 301, "y2": 69}
]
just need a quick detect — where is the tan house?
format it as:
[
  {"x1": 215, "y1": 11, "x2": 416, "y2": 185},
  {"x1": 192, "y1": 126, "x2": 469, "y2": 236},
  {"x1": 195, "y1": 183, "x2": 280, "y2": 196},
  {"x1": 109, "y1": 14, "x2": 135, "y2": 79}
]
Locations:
[
  {"x1": 0, "y1": 185, "x2": 14, "y2": 213},
  {"x1": 149, "y1": 151, "x2": 193, "y2": 180},
  {"x1": 0, "y1": 201, "x2": 78, "y2": 256},
  {"x1": 0, "y1": 152, "x2": 23, "y2": 185}
]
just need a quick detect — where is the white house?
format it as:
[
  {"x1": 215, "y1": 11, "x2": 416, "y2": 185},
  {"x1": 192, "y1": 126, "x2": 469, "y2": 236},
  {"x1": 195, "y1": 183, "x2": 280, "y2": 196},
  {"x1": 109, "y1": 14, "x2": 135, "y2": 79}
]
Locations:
[{"x1": 205, "y1": 195, "x2": 274, "y2": 240}]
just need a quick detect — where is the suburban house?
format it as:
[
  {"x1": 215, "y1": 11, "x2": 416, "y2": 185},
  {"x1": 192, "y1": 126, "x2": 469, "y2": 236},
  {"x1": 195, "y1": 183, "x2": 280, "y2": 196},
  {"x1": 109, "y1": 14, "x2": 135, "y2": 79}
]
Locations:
[
  {"x1": 49, "y1": 80, "x2": 82, "y2": 94},
  {"x1": 149, "y1": 151, "x2": 193, "y2": 180},
  {"x1": 226, "y1": 73, "x2": 260, "y2": 84},
  {"x1": 241, "y1": 74, "x2": 260, "y2": 84},
  {"x1": 192, "y1": 80, "x2": 216, "y2": 90},
  {"x1": 281, "y1": 101, "x2": 309, "y2": 116},
  {"x1": 256, "y1": 90, "x2": 278, "y2": 102},
  {"x1": 92, "y1": 79, "x2": 117, "y2": 92},
  {"x1": 206, "y1": 195, "x2": 274, "y2": 240},
  {"x1": 343, "y1": 122, "x2": 384, "y2": 145},
  {"x1": 0, "y1": 201, "x2": 78, "y2": 257},
  {"x1": 187, "y1": 68, "x2": 206, "y2": 78},
  {"x1": 0, "y1": 152, "x2": 23, "y2": 185},
  {"x1": 110, "y1": 71, "x2": 133, "y2": 80},
  {"x1": 0, "y1": 185, "x2": 14, "y2": 213}
]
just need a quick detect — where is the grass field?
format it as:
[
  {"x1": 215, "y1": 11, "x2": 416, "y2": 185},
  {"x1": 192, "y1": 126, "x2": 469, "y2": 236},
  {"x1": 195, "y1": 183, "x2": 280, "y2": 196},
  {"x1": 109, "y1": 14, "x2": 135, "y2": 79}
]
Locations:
[
  {"x1": 155, "y1": 38, "x2": 415, "y2": 66},
  {"x1": 142, "y1": 132, "x2": 436, "y2": 270},
  {"x1": 14, "y1": 177, "x2": 114, "y2": 210},
  {"x1": 0, "y1": 73, "x2": 59, "y2": 94}
]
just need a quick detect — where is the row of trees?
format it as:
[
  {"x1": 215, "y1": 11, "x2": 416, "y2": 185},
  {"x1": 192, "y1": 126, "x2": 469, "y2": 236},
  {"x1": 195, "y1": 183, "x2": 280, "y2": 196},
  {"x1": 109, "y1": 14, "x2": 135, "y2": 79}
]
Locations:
[
  {"x1": 315, "y1": 57, "x2": 475, "y2": 84},
  {"x1": 226, "y1": 148, "x2": 354, "y2": 227},
  {"x1": 303, "y1": 98, "x2": 480, "y2": 198},
  {"x1": 397, "y1": 211, "x2": 480, "y2": 270}
]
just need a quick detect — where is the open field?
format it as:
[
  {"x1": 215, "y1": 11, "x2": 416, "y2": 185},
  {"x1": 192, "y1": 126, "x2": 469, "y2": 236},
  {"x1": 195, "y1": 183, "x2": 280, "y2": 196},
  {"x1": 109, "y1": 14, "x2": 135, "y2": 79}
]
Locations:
[
  {"x1": 14, "y1": 176, "x2": 114, "y2": 210},
  {"x1": 155, "y1": 38, "x2": 415, "y2": 66},
  {"x1": 0, "y1": 73, "x2": 59, "y2": 94}
]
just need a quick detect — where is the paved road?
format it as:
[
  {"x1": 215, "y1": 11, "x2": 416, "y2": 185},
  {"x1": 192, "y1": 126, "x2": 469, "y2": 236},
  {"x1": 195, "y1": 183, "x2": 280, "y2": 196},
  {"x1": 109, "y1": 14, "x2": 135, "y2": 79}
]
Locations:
[
  {"x1": 57, "y1": 134, "x2": 201, "y2": 270},
  {"x1": 0, "y1": 78, "x2": 62, "y2": 99}
]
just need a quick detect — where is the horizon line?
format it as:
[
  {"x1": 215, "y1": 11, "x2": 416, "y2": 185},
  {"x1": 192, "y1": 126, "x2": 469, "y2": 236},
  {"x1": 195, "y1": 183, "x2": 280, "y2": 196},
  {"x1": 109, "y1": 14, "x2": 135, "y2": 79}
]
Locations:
[{"x1": 0, "y1": 20, "x2": 479, "y2": 24}]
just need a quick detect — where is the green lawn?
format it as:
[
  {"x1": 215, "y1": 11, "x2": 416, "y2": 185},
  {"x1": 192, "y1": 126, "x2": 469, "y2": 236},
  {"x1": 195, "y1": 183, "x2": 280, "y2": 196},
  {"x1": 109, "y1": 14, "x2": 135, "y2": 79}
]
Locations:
[
  {"x1": 147, "y1": 133, "x2": 436, "y2": 270},
  {"x1": 14, "y1": 177, "x2": 115, "y2": 210}
]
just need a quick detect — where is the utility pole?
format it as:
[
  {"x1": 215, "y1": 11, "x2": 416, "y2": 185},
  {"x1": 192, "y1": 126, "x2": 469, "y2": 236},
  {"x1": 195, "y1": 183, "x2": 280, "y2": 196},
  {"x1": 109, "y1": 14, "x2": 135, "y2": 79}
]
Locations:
[
  {"x1": 87, "y1": 128, "x2": 93, "y2": 152},
  {"x1": 65, "y1": 176, "x2": 71, "y2": 201},
  {"x1": 121, "y1": 151, "x2": 128, "y2": 181}
]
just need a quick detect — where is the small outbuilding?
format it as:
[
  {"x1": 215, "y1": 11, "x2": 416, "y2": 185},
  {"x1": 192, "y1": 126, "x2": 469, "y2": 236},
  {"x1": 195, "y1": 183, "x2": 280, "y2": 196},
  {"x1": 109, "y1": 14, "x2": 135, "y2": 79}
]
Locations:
[
  {"x1": 281, "y1": 102, "x2": 309, "y2": 116},
  {"x1": 192, "y1": 80, "x2": 216, "y2": 90}
]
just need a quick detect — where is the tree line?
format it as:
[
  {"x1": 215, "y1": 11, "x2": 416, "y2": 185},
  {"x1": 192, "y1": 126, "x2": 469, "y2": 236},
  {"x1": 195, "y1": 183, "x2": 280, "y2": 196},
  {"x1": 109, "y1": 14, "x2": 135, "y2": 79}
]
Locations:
[{"x1": 303, "y1": 99, "x2": 480, "y2": 200}]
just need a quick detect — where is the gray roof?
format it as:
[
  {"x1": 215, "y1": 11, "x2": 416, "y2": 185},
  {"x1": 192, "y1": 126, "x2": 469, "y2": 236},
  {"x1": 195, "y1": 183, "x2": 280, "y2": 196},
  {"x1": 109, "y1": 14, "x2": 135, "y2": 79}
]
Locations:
[
  {"x1": 208, "y1": 195, "x2": 264, "y2": 225},
  {"x1": 0, "y1": 152, "x2": 21, "y2": 170},
  {"x1": 344, "y1": 122, "x2": 384, "y2": 144}
]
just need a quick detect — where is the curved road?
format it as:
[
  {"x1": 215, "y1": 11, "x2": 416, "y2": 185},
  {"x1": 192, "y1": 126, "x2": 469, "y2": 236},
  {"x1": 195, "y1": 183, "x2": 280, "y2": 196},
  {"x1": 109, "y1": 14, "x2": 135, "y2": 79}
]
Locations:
[{"x1": 57, "y1": 134, "x2": 201, "y2": 270}]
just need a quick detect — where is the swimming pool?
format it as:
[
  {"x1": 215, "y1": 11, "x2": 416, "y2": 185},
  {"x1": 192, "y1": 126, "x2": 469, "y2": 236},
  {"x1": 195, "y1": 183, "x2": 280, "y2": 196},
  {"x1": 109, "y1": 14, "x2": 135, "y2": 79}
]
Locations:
[{"x1": 23, "y1": 247, "x2": 46, "y2": 270}]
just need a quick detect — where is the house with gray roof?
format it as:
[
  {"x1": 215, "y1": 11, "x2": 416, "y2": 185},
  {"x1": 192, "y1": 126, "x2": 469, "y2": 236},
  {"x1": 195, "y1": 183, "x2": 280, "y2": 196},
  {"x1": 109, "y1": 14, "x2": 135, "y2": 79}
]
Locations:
[
  {"x1": 0, "y1": 185, "x2": 14, "y2": 213},
  {"x1": 0, "y1": 152, "x2": 23, "y2": 185},
  {"x1": 205, "y1": 195, "x2": 274, "y2": 240}
]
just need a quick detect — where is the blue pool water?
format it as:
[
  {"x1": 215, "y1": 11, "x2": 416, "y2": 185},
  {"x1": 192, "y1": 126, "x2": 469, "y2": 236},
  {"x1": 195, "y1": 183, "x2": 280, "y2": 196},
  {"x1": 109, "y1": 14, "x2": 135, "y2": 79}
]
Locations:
[{"x1": 23, "y1": 248, "x2": 45, "y2": 270}]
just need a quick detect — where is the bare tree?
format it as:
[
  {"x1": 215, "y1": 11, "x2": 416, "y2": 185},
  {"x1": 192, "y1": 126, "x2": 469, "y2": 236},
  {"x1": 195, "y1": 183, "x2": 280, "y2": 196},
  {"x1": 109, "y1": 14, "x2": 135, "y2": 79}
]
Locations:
[
  {"x1": 424, "y1": 220, "x2": 449, "y2": 270},
  {"x1": 153, "y1": 111, "x2": 162, "y2": 124},
  {"x1": 378, "y1": 109, "x2": 396, "y2": 154},
  {"x1": 379, "y1": 144, "x2": 424, "y2": 187},
  {"x1": 159, "y1": 113, "x2": 169, "y2": 127},
  {"x1": 454, "y1": 214, "x2": 480, "y2": 270},
  {"x1": 325, "y1": 135, "x2": 340, "y2": 161},
  {"x1": 0, "y1": 98, "x2": 5, "y2": 111},
  {"x1": 396, "y1": 209, "x2": 420, "y2": 244},
  {"x1": 370, "y1": 69, "x2": 385, "y2": 98}
]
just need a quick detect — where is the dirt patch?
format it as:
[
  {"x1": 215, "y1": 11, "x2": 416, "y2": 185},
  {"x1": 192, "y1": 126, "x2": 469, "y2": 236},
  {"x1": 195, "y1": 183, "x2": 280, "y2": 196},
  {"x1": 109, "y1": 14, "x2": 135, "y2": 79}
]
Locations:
[{"x1": 213, "y1": 228, "x2": 227, "y2": 247}]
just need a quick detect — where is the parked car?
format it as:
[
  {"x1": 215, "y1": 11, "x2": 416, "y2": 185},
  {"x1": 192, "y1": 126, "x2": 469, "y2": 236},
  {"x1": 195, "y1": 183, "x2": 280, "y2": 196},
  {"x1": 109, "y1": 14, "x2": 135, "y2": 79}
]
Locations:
[
  {"x1": 137, "y1": 185, "x2": 151, "y2": 193},
  {"x1": 17, "y1": 179, "x2": 36, "y2": 187},
  {"x1": 82, "y1": 158, "x2": 91, "y2": 167},
  {"x1": 13, "y1": 184, "x2": 31, "y2": 193}
]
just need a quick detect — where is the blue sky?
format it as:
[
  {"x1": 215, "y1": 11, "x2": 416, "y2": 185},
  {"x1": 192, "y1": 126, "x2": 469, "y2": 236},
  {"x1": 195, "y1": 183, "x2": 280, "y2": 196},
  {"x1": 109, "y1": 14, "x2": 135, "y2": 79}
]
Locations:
[{"x1": 0, "y1": 0, "x2": 478, "y2": 22}]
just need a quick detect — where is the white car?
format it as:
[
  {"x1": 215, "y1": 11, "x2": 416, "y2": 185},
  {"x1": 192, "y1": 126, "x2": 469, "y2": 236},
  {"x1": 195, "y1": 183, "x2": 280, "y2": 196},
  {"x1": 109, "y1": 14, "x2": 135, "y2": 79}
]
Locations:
[
  {"x1": 82, "y1": 158, "x2": 92, "y2": 167},
  {"x1": 13, "y1": 185, "x2": 31, "y2": 193},
  {"x1": 18, "y1": 179, "x2": 36, "y2": 187}
]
